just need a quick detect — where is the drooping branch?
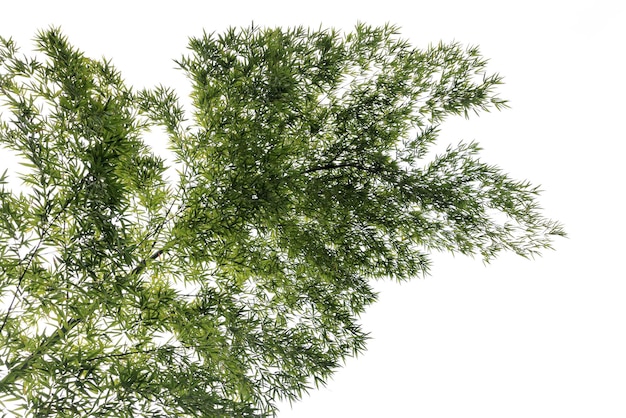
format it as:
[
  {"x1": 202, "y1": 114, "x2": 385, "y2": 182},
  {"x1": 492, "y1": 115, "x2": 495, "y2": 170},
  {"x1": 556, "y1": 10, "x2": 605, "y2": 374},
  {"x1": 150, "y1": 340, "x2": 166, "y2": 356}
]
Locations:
[
  {"x1": 0, "y1": 194, "x2": 181, "y2": 391},
  {"x1": 0, "y1": 248, "x2": 165, "y2": 391},
  {"x1": 0, "y1": 176, "x2": 90, "y2": 336}
]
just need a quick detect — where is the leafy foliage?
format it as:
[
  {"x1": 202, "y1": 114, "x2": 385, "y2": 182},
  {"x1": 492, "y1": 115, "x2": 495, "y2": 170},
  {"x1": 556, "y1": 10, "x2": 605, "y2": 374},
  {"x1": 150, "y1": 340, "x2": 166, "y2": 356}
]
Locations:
[{"x1": 0, "y1": 24, "x2": 564, "y2": 417}]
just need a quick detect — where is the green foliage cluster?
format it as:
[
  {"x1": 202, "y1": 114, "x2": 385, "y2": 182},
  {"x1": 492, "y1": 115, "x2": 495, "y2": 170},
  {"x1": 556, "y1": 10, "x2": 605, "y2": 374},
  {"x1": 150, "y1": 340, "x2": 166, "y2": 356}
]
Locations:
[{"x1": 0, "y1": 24, "x2": 564, "y2": 417}]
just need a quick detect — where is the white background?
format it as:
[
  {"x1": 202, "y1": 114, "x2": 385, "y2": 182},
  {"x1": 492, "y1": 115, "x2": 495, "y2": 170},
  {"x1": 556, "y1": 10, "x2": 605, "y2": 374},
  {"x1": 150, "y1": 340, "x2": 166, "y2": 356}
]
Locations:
[{"x1": 1, "y1": 1, "x2": 624, "y2": 416}]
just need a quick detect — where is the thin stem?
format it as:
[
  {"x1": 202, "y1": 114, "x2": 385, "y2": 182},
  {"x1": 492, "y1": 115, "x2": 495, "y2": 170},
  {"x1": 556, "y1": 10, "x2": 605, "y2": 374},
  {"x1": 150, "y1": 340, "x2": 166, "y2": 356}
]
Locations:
[
  {"x1": 302, "y1": 161, "x2": 376, "y2": 174},
  {"x1": 0, "y1": 196, "x2": 180, "y2": 391},
  {"x1": 0, "y1": 177, "x2": 88, "y2": 336}
]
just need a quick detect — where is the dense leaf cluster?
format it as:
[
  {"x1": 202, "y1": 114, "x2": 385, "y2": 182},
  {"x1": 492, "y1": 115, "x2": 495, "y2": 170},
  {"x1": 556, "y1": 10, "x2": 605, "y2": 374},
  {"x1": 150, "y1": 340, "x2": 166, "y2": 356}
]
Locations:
[{"x1": 0, "y1": 24, "x2": 564, "y2": 417}]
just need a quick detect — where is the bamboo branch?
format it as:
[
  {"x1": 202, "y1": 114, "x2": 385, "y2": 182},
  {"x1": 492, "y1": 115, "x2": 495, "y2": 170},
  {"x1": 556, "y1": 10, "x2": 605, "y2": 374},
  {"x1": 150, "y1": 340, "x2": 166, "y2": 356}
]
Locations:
[{"x1": 0, "y1": 249, "x2": 164, "y2": 391}]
